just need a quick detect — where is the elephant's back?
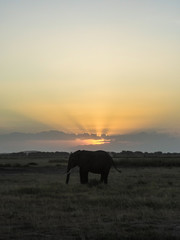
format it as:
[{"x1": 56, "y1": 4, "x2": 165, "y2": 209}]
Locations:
[
  {"x1": 82, "y1": 150, "x2": 111, "y2": 159},
  {"x1": 86, "y1": 150, "x2": 112, "y2": 165}
]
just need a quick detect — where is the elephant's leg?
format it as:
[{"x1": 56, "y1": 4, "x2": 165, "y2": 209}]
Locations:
[
  {"x1": 104, "y1": 175, "x2": 108, "y2": 184},
  {"x1": 100, "y1": 174, "x2": 104, "y2": 183},
  {"x1": 103, "y1": 169, "x2": 110, "y2": 184},
  {"x1": 79, "y1": 168, "x2": 84, "y2": 183},
  {"x1": 80, "y1": 168, "x2": 88, "y2": 184},
  {"x1": 84, "y1": 171, "x2": 88, "y2": 183}
]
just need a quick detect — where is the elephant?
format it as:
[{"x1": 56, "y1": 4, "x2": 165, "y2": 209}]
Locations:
[{"x1": 66, "y1": 150, "x2": 121, "y2": 184}]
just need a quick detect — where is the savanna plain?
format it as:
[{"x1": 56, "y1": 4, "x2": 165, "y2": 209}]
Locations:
[{"x1": 0, "y1": 153, "x2": 179, "y2": 240}]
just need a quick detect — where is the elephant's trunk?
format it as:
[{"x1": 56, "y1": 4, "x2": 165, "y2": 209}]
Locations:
[{"x1": 66, "y1": 168, "x2": 71, "y2": 184}]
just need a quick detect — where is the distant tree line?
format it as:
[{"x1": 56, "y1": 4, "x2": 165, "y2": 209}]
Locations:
[
  {"x1": 110, "y1": 151, "x2": 180, "y2": 158},
  {"x1": 0, "y1": 151, "x2": 180, "y2": 167},
  {"x1": 0, "y1": 151, "x2": 69, "y2": 159},
  {"x1": 111, "y1": 151, "x2": 180, "y2": 167},
  {"x1": 1, "y1": 150, "x2": 180, "y2": 159}
]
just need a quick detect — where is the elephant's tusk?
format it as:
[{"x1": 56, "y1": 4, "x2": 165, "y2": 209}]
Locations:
[{"x1": 66, "y1": 169, "x2": 72, "y2": 175}]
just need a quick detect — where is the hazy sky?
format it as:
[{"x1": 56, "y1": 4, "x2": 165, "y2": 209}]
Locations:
[{"x1": 1, "y1": 1, "x2": 180, "y2": 142}]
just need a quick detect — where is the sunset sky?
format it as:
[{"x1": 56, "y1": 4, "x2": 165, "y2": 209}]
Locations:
[{"x1": 0, "y1": 1, "x2": 180, "y2": 152}]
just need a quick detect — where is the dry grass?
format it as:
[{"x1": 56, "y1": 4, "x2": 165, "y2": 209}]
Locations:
[{"x1": 0, "y1": 157, "x2": 180, "y2": 239}]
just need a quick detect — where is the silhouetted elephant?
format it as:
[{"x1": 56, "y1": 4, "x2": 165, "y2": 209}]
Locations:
[{"x1": 66, "y1": 150, "x2": 121, "y2": 184}]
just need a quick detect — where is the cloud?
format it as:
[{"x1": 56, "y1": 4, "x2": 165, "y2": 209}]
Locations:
[
  {"x1": 0, "y1": 130, "x2": 180, "y2": 153},
  {"x1": 106, "y1": 132, "x2": 180, "y2": 152},
  {"x1": 0, "y1": 130, "x2": 105, "y2": 141},
  {"x1": 0, "y1": 130, "x2": 107, "y2": 153},
  {"x1": 72, "y1": 131, "x2": 180, "y2": 153}
]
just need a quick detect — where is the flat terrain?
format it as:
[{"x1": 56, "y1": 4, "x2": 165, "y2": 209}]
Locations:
[{"x1": 0, "y1": 157, "x2": 180, "y2": 239}]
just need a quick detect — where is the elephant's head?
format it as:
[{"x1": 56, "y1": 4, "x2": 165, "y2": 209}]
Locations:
[{"x1": 66, "y1": 151, "x2": 80, "y2": 184}]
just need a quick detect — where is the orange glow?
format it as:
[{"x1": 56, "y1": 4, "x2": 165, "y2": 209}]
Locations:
[
  {"x1": 13, "y1": 90, "x2": 180, "y2": 136},
  {"x1": 77, "y1": 138, "x2": 111, "y2": 146}
]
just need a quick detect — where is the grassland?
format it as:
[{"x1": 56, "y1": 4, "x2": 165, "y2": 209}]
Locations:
[{"x1": 0, "y1": 155, "x2": 180, "y2": 239}]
